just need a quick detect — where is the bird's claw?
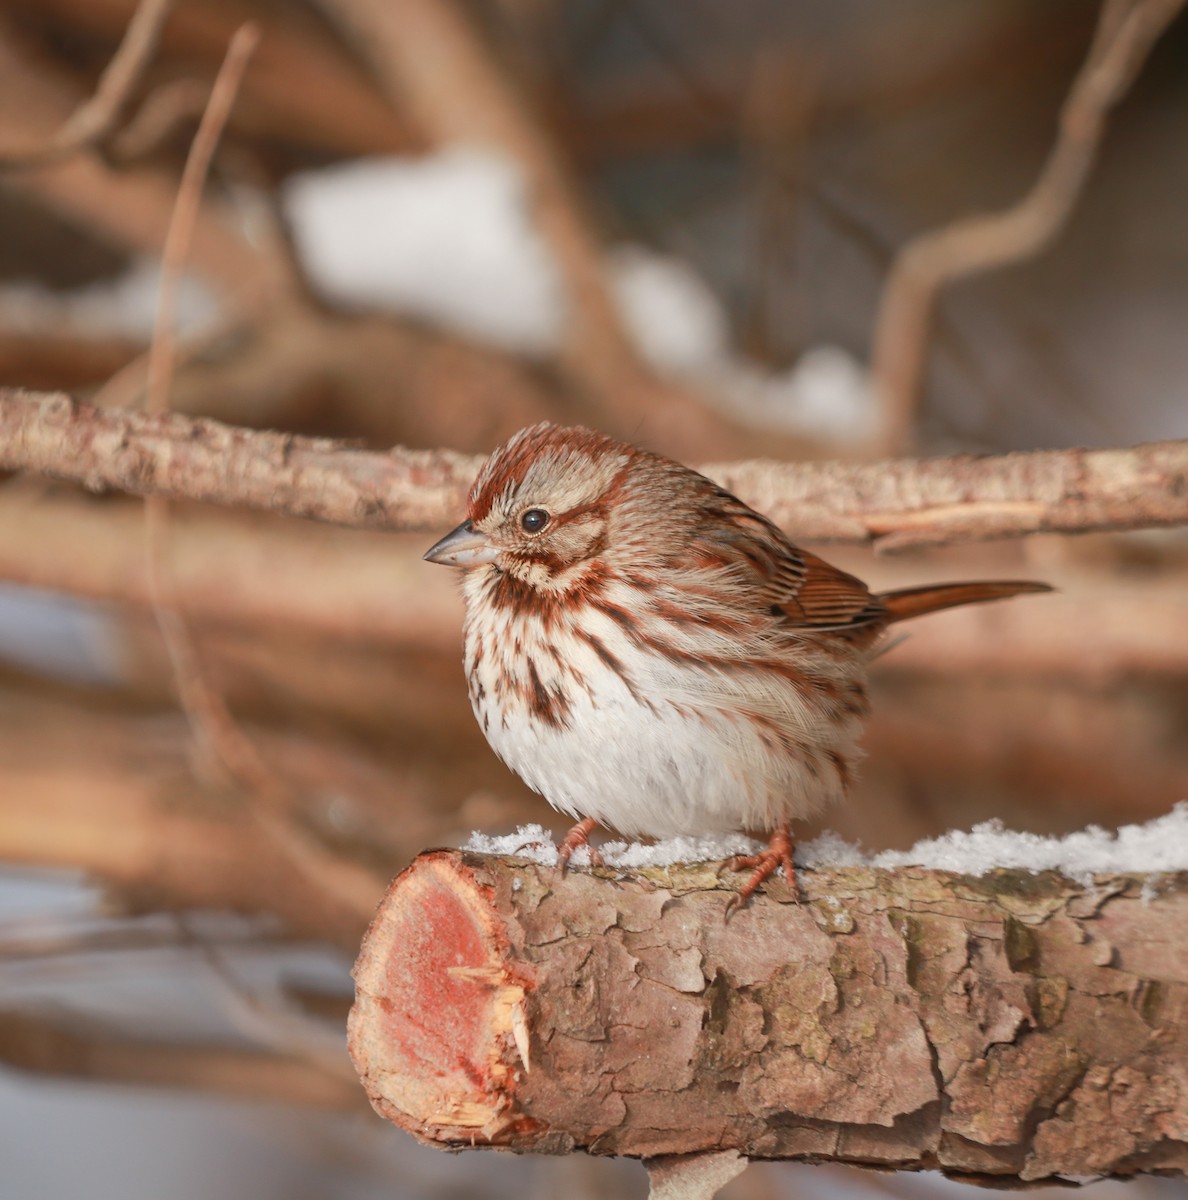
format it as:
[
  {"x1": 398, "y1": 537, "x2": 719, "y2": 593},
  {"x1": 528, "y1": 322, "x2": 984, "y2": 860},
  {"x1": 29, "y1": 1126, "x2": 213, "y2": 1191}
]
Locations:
[
  {"x1": 557, "y1": 818, "x2": 603, "y2": 877},
  {"x1": 723, "y1": 827, "x2": 801, "y2": 916}
]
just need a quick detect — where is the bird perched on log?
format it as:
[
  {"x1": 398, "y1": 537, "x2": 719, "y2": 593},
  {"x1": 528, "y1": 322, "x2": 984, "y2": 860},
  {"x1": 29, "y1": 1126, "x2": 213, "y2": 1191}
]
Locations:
[{"x1": 424, "y1": 424, "x2": 1051, "y2": 909}]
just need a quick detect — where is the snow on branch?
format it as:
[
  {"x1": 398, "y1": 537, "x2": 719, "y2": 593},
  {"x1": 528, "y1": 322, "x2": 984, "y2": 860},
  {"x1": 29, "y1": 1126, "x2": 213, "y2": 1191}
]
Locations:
[
  {"x1": 2, "y1": 387, "x2": 1186, "y2": 550},
  {"x1": 349, "y1": 846, "x2": 1188, "y2": 1184}
]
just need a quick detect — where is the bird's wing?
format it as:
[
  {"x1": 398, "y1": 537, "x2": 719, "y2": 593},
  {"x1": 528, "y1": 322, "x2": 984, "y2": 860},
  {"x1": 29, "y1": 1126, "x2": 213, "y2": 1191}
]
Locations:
[
  {"x1": 688, "y1": 491, "x2": 887, "y2": 635},
  {"x1": 768, "y1": 545, "x2": 887, "y2": 632}
]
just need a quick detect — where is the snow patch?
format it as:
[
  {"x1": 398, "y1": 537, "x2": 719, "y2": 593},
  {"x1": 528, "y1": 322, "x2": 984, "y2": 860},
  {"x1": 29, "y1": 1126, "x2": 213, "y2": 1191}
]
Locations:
[
  {"x1": 282, "y1": 151, "x2": 876, "y2": 442},
  {"x1": 608, "y1": 245, "x2": 729, "y2": 373},
  {"x1": 466, "y1": 806, "x2": 1188, "y2": 882},
  {"x1": 284, "y1": 148, "x2": 565, "y2": 353},
  {"x1": 707, "y1": 345, "x2": 876, "y2": 443},
  {"x1": 463, "y1": 825, "x2": 761, "y2": 868},
  {"x1": 601, "y1": 832, "x2": 763, "y2": 869},
  {"x1": 0, "y1": 257, "x2": 219, "y2": 340},
  {"x1": 607, "y1": 247, "x2": 874, "y2": 442},
  {"x1": 465, "y1": 824, "x2": 560, "y2": 866},
  {"x1": 854, "y1": 804, "x2": 1188, "y2": 884}
]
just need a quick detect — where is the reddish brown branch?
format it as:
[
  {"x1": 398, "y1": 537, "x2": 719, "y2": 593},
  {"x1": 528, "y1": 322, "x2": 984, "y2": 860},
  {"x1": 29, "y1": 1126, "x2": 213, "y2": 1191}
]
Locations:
[
  {"x1": 2, "y1": 388, "x2": 1185, "y2": 549},
  {"x1": 0, "y1": 26, "x2": 291, "y2": 307},
  {"x1": 869, "y1": 0, "x2": 1187, "y2": 453},
  {"x1": 350, "y1": 850, "x2": 1188, "y2": 1181}
]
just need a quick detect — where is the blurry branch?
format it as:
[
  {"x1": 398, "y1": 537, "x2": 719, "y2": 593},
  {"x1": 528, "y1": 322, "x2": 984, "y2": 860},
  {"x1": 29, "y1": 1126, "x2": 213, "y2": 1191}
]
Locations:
[
  {"x1": 0, "y1": 0, "x2": 173, "y2": 167},
  {"x1": 0, "y1": 22, "x2": 294, "y2": 308},
  {"x1": 0, "y1": 917, "x2": 270, "y2": 963},
  {"x1": 870, "y1": 0, "x2": 1186, "y2": 454},
  {"x1": 0, "y1": 491, "x2": 459, "y2": 650},
  {"x1": 111, "y1": 77, "x2": 214, "y2": 160},
  {"x1": 2, "y1": 387, "x2": 1186, "y2": 549},
  {"x1": 865, "y1": 697, "x2": 1188, "y2": 825},
  {"x1": 0, "y1": 681, "x2": 403, "y2": 948},
  {"x1": 32, "y1": 0, "x2": 412, "y2": 157},
  {"x1": 175, "y1": 916, "x2": 357, "y2": 1084},
  {"x1": 142, "y1": 19, "x2": 258, "y2": 770},
  {"x1": 571, "y1": 11, "x2": 1080, "y2": 165},
  {"x1": 314, "y1": 0, "x2": 681, "y2": 438},
  {"x1": 137, "y1": 21, "x2": 382, "y2": 926},
  {"x1": 97, "y1": 305, "x2": 560, "y2": 442},
  {"x1": 4, "y1": 489, "x2": 1188, "y2": 683},
  {"x1": 316, "y1": 0, "x2": 634, "y2": 367},
  {"x1": 0, "y1": 1010, "x2": 361, "y2": 1109}
]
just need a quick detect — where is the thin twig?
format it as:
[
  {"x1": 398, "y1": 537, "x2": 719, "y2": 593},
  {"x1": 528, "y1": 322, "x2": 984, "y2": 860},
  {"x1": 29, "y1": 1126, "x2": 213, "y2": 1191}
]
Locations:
[
  {"x1": 0, "y1": 0, "x2": 174, "y2": 168},
  {"x1": 136, "y1": 25, "x2": 381, "y2": 922},
  {"x1": 869, "y1": 0, "x2": 1187, "y2": 455},
  {"x1": 110, "y1": 77, "x2": 212, "y2": 161},
  {"x1": 2, "y1": 387, "x2": 1185, "y2": 551},
  {"x1": 142, "y1": 21, "x2": 260, "y2": 778}
]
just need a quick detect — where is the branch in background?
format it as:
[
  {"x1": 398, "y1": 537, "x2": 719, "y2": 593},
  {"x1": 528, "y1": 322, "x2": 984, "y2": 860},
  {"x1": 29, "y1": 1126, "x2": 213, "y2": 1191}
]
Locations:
[
  {"x1": 0, "y1": 39, "x2": 292, "y2": 310},
  {"x1": 2, "y1": 388, "x2": 1185, "y2": 549},
  {"x1": 0, "y1": 680, "x2": 411, "y2": 948},
  {"x1": 864, "y1": 698, "x2": 1188, "y2": 827},
  {"x1": 0, "y1": 1010, "x2": 361, "y2": 1109},
  {"x1": 350, "y1": 850, "x2": 1188, "y2": 1181},
  {"x1": 3, "y1": 489, "x2": 1188, "y2": 684},
  {"x1": 0, "y1": 0, "x2": 173, "y2": 167},
  {"x1": 869, "y1": 0, "x2": 1187, "y2": 454},
  {"x1": 314, "y1": 0, "x2": 653, "y2": 426},
  {"x1": 31, "y1": 0, "x2": 413, "y2": 158},
  {"x1": 131, "y1": 23, "x2": 382, "y2": 926}
]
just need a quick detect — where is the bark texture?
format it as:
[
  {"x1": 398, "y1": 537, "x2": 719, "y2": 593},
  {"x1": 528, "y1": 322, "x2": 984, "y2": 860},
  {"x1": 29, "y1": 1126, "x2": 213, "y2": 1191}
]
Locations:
[
  {"x1": 349, "y1": 851, "x2": 1188, "y2": 1184},
  {"x1": 3, "y1": 388, "x2": 1187, "y2": 547}
]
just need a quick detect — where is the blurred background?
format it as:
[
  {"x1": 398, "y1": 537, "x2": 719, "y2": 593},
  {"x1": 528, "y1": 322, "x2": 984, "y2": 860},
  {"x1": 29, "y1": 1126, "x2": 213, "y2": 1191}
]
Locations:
[{"x1": 0, "y1": 0, "x2": 1186, "y2": 1197}]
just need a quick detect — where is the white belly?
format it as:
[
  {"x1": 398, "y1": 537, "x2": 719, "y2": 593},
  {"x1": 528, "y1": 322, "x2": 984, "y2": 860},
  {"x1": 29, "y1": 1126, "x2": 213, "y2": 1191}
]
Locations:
[{"x1": 463, "y1": 591, "x2": 858, "y2": 838}]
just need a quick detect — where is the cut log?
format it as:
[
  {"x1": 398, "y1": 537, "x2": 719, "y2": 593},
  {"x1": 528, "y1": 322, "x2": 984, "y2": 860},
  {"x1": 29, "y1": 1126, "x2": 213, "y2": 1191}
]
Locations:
[{"x1": 349, "y1": 850, "x2": 1188, "y2": 1184}]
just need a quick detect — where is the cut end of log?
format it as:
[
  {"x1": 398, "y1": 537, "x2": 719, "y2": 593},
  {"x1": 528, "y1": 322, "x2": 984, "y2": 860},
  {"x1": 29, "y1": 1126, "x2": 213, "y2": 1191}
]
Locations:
[{"x1": 348, "y1": 852, "x2": 530, "y2": 1144}]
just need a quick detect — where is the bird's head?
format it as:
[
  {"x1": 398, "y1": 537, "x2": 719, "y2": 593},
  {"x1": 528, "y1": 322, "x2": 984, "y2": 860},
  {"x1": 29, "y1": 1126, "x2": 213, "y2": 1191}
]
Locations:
[{"x1": 423, "y1": 424, "x2": 641, "y2": 590}]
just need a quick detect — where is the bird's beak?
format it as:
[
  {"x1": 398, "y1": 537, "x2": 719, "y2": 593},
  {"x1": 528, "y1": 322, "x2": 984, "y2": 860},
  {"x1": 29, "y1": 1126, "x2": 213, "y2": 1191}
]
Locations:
[{"x1": 423, "y1": 520, "x2": 501, "y2": 567}]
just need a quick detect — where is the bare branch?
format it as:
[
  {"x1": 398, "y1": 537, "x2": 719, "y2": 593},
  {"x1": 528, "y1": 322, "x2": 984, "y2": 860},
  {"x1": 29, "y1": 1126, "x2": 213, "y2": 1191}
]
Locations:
[
  {"x1": 2, "y1": 490, "x2": 1187, "y2": 684},
  {"x1": 0, "y1": 1010, "x2": 361, "y2": 1108},
  {"x1": 0, "y1": 680, "x2": 400, "y2": 948},
  {"x1": 870, "y1": 0, "x2": 1187, "y2": 453},
  {"x1": 0, "y1": 31, "x2": 292, "y2": 306},
  {"x1": 350, "y1": 850, "x2": 1188, "y2": 1182},
  {"x1": 125, "y1": 25, "x2": 381, "y2": 926},
  {"x1": 2, "y1": 388, "x2": 1185, "y2": 549},
  {"x1": 315, "y1": 0, "x2": 653, "y2": 422},
  {"x1": 0, "y1": 0, "x2": 173, "y2": 167}
]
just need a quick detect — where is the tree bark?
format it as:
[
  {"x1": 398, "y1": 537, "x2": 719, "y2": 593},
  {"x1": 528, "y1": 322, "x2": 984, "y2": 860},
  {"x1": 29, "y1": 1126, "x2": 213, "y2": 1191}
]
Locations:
[
  {"x1": 3, "y1": 387, "x2": 1188, "y2": 547},
  {"x1": 349, "y1": 850, "x2": 1188, "y2": 1184}
]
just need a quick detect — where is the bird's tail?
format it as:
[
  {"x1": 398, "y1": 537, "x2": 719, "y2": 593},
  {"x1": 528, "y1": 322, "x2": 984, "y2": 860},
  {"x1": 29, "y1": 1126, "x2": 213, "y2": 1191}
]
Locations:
[{"x1": 878, "y1": 579, "x2": 1053, "y2": 625}]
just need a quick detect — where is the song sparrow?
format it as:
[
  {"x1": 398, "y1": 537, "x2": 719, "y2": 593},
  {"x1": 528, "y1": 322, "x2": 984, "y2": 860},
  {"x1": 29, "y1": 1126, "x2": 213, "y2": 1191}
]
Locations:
[{"x1": 425, "y1": 424, "x2": 1050, "y2": 908}]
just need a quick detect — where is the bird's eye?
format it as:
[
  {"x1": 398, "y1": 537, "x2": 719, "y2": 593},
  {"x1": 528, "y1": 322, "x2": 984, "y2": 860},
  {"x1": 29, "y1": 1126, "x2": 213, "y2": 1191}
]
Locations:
[{"x1": 520, "y1": 508, "x2": 550, "y2": 534}]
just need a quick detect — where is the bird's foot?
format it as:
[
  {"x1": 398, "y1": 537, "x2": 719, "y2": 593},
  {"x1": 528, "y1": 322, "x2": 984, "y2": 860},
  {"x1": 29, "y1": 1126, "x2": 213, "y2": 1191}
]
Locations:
[
  {"x1": 557, "y1": 817, "x2": 604, "y2": 876},
  {"x1": 724, "y1": 827, "x2": 801, "y2": 917}
]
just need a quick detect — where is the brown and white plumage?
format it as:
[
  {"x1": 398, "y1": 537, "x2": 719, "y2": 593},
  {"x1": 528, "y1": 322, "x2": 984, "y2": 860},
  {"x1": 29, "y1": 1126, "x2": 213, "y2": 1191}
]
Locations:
[{"x1": 425, "y1": 423, "x2": 1051, "y2": 899}]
